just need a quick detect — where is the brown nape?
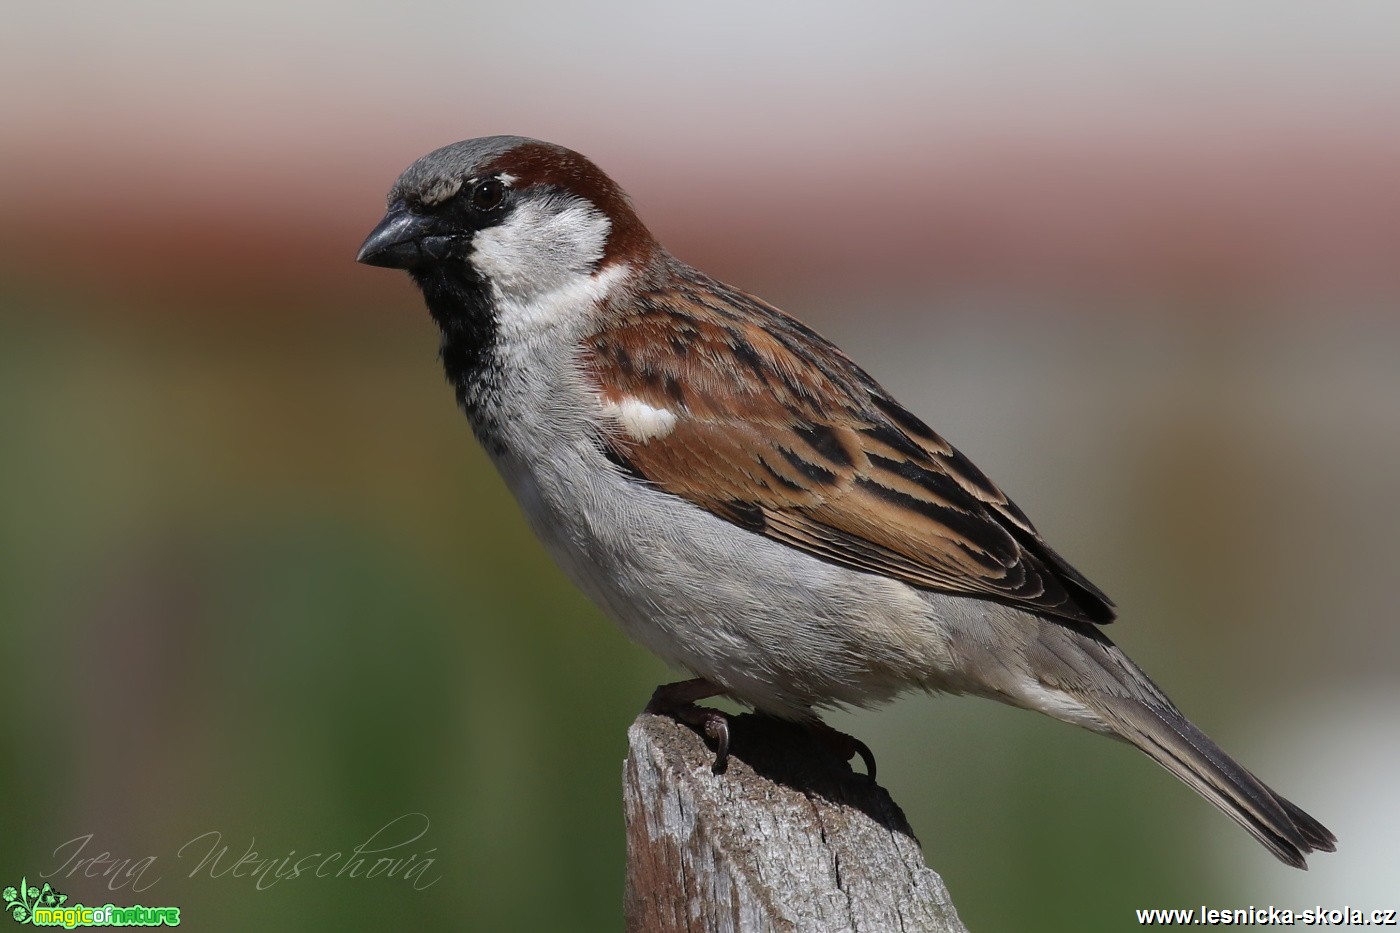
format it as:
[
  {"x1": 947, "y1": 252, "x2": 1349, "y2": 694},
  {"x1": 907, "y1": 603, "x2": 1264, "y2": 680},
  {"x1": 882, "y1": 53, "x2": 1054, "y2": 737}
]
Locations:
[{"x1": 483, "y1": 142, "x2": 660, "y2": 270}]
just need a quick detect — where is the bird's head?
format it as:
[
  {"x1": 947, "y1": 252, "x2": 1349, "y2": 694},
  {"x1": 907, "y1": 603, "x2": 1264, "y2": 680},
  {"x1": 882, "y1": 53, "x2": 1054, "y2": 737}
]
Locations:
[{"x1": 357, "y1": 136, "x2": 658, "y2": 313}]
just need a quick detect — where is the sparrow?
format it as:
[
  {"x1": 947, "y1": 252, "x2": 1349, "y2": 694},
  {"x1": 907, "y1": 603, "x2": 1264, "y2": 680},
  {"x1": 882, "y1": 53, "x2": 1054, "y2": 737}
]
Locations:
[{"x1": 356, "y1": 135, "x2": 1335, "y2": 868}]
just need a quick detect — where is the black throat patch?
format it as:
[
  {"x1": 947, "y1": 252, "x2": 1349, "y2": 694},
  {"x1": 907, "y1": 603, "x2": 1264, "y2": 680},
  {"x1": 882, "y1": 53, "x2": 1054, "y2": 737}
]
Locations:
[{"x1": 411, "y1": 267, "x2": 506, "y2": 453}]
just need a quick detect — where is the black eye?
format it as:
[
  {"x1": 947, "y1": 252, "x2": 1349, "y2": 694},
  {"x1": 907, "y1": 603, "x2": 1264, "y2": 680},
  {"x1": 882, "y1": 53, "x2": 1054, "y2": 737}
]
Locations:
[{"x1": 469, "y1": 178, "x2": 506, "y2": 212}]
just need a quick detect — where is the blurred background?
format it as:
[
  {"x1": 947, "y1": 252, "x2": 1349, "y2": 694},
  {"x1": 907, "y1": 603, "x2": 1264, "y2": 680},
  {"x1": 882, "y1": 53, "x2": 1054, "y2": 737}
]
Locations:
[{"x1": 3, "y1": 2, "x2": 1398, "y2": 930}]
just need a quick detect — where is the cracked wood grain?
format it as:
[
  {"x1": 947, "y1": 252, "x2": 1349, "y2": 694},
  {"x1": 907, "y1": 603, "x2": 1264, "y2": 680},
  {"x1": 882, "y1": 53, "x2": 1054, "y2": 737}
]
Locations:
[{"x1": 624, "y1": 712, "x2": 968, "y2": 933}]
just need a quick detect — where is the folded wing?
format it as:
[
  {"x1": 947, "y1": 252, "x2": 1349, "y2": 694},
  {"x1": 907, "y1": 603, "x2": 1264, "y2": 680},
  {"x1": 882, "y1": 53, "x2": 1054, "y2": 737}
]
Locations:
[{"x1": 586, "y1": 271, "x2": 1115, "y2": 627}]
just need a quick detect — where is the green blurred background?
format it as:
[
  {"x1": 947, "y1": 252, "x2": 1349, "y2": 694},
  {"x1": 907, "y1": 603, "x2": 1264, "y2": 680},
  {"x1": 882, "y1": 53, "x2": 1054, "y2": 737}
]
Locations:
[{"x1": 3, "y1": 3, "x2": 1399, "y2": 930}]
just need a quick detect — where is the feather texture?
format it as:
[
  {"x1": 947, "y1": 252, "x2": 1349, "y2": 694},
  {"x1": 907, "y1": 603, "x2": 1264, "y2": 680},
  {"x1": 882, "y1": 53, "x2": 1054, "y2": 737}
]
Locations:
[{"x1": 585, "y1": 264, "x2": 1115, "y2": 627}]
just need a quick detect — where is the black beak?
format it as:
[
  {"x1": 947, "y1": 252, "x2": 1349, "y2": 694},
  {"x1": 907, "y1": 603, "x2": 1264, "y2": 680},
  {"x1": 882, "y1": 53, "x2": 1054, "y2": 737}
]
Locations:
[{"x1": 356, "y1": 202, "x2": 454, "y2": 269}]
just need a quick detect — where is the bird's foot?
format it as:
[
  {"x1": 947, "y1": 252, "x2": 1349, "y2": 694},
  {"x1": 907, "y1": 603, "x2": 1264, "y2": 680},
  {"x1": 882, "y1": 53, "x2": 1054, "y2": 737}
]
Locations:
[
  {"x1": 646, "y1": 678, "x2": 732, "y2": 774},
  {"x1": 805, "y1": 719, "x2": 878, "y2": 781}
]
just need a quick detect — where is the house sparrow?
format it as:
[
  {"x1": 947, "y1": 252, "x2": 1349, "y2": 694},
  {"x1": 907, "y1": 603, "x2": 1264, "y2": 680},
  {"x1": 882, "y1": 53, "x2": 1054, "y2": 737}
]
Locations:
[{"x1": 356, "y1": 135, "x2": 1335, "y2": 868}]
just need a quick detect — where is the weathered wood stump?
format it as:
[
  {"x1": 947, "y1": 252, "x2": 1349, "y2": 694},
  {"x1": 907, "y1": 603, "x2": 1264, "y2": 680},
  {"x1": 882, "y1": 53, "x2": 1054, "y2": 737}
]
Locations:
[{"x1": 624, "y1": 712, "x2": 968, "y2": 932}]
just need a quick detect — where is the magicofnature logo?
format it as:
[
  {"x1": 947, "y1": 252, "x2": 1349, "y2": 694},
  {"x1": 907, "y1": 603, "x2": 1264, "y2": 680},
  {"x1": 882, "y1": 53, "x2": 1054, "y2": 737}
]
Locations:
[{"x1": 3, "y1": 877, "x2": 179, "y2": 928}]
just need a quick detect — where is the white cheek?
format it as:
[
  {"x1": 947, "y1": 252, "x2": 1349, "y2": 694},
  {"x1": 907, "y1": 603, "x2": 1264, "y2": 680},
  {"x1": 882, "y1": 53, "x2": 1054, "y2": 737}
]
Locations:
[
  {"x1": 490, "y1": 262, "x2": 630, "y2": 342},
  {"x1": 471, "y1": 195, "x2": 622, "y2": 338},
  {"x1": 600, "y1": 397, "x2": 679, "y2": 442},
  {"x1": 471, "y1": 196, "x2": 611, "y2": 301}
]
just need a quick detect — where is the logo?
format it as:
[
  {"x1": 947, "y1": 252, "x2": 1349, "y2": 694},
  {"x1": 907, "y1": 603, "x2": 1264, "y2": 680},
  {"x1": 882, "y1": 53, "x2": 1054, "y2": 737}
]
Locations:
[
  {"x1": 3, "y1": 878, "x2": 179, "y2": 928},
  {"x1": 3, "y1": 879, "x2": 62, "y2": 924}
]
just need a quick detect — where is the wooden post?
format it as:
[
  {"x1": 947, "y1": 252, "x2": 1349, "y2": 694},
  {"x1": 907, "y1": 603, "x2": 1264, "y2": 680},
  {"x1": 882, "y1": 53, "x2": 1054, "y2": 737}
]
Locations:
[{"x1": 624, "y1": 712, "x2": 968, "y2": 933}]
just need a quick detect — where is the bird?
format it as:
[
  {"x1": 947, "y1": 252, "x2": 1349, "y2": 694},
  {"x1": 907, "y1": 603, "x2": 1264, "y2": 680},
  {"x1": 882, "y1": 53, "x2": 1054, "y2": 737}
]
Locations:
[{"x1": 356, "y1": 135, "x2": 1335, "y2": 868}]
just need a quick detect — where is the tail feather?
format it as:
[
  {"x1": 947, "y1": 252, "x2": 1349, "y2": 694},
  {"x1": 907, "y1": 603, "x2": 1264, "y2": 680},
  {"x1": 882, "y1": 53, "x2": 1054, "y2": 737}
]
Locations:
[
  {"x1": 967, "y1": 609, "x2": 1335, "y2": 866},
  {"x1": 1275, "y1": 793, "x2": 1339, "y2": 853},
  {"x1": 1107, "y1": 699, "x2": 1333, "y2": 868}
]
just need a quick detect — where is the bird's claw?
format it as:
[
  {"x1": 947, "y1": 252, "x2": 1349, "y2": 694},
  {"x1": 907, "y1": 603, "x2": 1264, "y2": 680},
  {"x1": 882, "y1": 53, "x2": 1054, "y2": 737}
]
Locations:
[
  {"x1": 647, "y1": 679, "x2": 731, "y2": 773},
  {"x1": 806, "y1": 719, "x2": 878, "y2": 781}
]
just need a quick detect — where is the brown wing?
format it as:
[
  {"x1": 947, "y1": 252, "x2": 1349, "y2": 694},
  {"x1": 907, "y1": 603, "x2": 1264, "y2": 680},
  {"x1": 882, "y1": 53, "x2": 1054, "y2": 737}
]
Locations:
[{"x1": 585, "y1": 271, "x2": 1115, "y2": 626}]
